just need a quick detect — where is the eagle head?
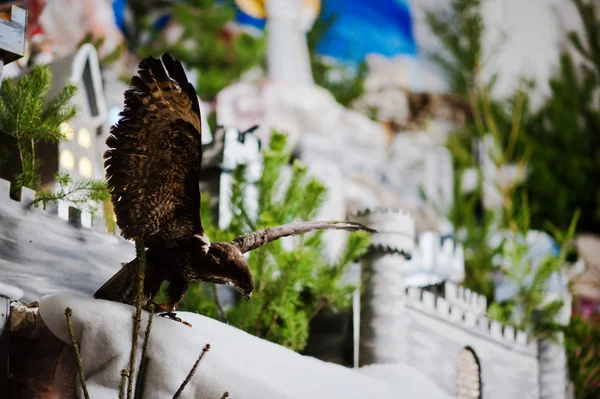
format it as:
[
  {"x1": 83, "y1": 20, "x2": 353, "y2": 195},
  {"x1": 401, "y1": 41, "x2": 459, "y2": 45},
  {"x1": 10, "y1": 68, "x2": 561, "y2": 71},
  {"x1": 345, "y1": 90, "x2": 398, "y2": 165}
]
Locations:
[{"x1": 193, "y1": 239, "x2": 255, "y2": 301}]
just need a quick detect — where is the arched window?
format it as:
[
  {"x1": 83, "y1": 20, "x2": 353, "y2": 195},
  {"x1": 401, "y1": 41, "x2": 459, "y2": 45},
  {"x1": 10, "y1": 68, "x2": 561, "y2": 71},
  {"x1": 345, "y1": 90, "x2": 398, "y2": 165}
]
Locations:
[{"x1": 457, "y1": 347, "x2": 482, "y2": 399}]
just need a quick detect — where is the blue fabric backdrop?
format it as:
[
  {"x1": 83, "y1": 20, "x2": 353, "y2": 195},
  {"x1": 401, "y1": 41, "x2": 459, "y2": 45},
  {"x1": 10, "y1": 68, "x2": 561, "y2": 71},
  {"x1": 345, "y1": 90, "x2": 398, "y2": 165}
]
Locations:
[{"x1": 236, "y1": 0, "x2": 417, "y2": 66}]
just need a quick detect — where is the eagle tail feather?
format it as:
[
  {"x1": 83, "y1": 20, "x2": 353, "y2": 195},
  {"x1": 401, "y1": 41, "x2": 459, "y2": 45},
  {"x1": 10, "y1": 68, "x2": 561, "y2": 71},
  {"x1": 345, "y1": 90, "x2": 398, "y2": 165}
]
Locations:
[{"x1": 94, "y1": 259, "x2": 138, "y2": 306}]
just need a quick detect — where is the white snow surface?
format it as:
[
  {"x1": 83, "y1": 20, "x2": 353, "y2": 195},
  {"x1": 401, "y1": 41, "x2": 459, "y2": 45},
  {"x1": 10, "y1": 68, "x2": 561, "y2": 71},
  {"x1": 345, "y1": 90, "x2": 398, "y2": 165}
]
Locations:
[{"x1": 39, "y1": 293, "x2": 452, "y2": 399}]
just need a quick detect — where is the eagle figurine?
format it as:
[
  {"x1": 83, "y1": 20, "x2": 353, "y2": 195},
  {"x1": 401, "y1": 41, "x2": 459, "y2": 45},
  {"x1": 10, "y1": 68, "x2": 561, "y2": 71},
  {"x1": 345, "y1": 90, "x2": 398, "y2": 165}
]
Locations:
[{"x1": 94, "y1": 54, "x2": 375, "y2": 313}]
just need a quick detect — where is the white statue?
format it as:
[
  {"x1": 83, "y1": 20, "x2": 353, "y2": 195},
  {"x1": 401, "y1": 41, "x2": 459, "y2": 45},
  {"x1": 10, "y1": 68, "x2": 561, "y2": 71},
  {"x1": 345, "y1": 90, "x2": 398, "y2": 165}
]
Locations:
[{"x1": 236, "y1": 0, "x2": 319, "y2": 84}]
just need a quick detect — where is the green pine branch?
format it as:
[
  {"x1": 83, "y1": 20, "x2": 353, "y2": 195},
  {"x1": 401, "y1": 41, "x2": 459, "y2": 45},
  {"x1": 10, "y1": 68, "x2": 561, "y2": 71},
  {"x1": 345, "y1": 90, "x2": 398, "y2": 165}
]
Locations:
[
  {"x1": 33, "y1": 172, "x2": 109, "y2": 213},
  {"x1": 425, "y1": 0, "x2": 483, "y2": 97},
  {"x1": 0, "y1": 65, "x2": 77, "y2": 193}
]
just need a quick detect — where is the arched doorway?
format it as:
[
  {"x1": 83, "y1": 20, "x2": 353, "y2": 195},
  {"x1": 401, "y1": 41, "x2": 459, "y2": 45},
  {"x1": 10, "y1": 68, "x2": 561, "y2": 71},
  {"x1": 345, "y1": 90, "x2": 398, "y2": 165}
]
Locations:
[{"x1": 457, "y1": 347, "x2": 482, "y2": 399}]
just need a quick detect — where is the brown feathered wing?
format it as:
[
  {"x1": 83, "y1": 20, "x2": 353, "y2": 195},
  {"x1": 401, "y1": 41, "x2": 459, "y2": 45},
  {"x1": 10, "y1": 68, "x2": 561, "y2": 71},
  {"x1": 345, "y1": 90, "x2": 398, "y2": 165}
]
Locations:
[
  {"x1": 231, "y1": 221, "x2": 376, "y2": 253},
  {"x1": 104, "y1": 54, "x2": 204, "y2": 245}
]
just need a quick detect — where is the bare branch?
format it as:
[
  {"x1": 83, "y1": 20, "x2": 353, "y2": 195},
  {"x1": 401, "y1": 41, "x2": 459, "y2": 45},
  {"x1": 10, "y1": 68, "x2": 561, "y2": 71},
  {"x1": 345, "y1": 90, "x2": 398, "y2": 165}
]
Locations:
[
  {"x1": 173, "y1": 344, "x2": 211, "y2": 398},
  {"x1": 65, "y1": 308, "x2": 91, "y2": 399}
]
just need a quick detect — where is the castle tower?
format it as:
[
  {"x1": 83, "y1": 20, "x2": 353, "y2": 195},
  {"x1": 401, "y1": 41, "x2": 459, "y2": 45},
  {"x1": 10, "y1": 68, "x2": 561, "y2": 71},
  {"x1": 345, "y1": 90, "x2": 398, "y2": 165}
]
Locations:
[
  {"x1": 265, "y1": 0, "x2": 316, "y2": 84},
  {"x1": 350, "y1": 208, "x2": 415, "y2": 365}
]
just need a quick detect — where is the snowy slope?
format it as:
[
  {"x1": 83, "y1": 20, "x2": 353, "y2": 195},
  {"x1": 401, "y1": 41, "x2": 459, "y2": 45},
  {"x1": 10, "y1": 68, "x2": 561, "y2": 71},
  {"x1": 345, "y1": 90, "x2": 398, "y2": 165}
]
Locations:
[{"x1": 40, "y1": 293, "x2": 453, "y2": 399}]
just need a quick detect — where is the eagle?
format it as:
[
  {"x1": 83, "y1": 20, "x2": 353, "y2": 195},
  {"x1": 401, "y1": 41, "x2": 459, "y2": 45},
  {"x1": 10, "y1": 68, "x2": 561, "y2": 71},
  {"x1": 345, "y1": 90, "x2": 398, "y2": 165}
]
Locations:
[{"x1": 94, "y1": 54, "x2": 375, "y2": 313}]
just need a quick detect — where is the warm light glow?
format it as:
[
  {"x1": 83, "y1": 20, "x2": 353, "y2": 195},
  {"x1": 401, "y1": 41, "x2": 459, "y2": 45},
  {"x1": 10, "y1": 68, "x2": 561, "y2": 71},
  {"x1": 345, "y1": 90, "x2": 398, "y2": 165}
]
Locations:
[
  {"x1": 78, "y1": 157, "x2": 93, "y2": 178},
  {"x1": 59, "y1": 149, "x2": 75, "y2": 170},
  {"x1": 77, "y1": 127, "x2": 92, "y2": 149},
  {"x1": 60, "y1": 122, "x2": 74, "y2": 141}
]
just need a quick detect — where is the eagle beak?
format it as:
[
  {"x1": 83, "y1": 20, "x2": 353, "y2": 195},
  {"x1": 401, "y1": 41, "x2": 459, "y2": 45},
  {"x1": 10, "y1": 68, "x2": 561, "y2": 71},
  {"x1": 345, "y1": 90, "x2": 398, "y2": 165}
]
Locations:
[{"x1": 244, "y1": 293, "x2": 252, "y2": 301}]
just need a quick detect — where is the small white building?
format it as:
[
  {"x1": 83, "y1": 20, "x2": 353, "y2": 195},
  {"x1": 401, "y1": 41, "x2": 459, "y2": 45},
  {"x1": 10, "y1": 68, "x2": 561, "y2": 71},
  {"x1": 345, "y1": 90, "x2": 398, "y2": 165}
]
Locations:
[{"x1": 39, "y1": 43, "x2": 108, "y2": 226}]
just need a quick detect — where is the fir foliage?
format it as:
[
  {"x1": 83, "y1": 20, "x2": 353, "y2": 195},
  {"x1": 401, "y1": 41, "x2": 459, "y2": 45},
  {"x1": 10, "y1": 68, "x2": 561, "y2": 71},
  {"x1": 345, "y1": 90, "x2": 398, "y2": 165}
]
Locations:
[
  {"x1": 139, "y1": 0, "x2": 266, "y2": 100},
  {"x1": 0, "y1": 66, "x2": 110, "y2": 215},
  {"x1": 33, "y1": 172, "x2": 109, "y2": 213},
  {"x1": 426, "y1": 0, "x2": 534, "y2": 301},
  {"x1": 0, "y1": 66, "x2": 77, "y2": 193},
  {"x1": 487, "y1": 203, "x2": 579, "y2": 338},
  {"x1": 525, "y1": 0, "x2": 600, "y2": 233},
  {"x1": 565, "y1": 316, "x2": 600, "y2": 399},
  {"x1": 425, "y1": 0, "x2": 483, "y2": 97},
  {"x1": 177, "y1": 131, "x2": 370, "y2": 351},
  {"x1": 428, "y1": 1, "x2": 597, "y2": 396}
]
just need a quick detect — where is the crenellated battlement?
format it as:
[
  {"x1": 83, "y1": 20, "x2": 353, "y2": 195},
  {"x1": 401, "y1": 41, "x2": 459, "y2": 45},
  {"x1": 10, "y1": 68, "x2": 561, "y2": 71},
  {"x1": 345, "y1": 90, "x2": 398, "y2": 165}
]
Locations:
[
  {"x1": 405, "y1": 286, "x2": 532, "y2": 352},
  {"x1": 403, "y1": 231, "x2": 465, "y2": 286},
  {"x1": 349, "y1": 207, "x2": 415, "y2": 254},
  {"x1": 443, "y1": 281, "x2": 486, "y2": 316},
  {"x1": 0, "y1": 178, "x2": 110, "y2": 233}
]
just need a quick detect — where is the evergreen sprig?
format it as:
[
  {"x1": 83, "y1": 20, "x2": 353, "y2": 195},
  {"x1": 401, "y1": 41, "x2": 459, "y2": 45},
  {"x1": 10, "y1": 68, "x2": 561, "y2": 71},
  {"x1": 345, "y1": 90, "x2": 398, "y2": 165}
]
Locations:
[
  {"x1": 0, "y1": 65, "x2": 77, "y2": 192},
  {"x1": 565, "y1": 316, "x2": 600, "y2": 399},
  {"x1": 33, "y1": 172, "x2": 109, "y2": 213},
  {"x1": 425, "y1": 0, "x2": 483, "y2": 97},
  {"x1": 524, "y1": 0, "x2": 600, "y2": 233}
]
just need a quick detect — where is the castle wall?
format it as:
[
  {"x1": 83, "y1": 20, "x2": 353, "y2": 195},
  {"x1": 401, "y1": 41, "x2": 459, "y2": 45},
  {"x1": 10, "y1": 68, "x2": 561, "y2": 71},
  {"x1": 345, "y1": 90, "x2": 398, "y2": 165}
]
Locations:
[
  {"x1": 404, "y1": 291, "x2": 539, "y2": 398},
  {"x1": 0, "y1": 179, "x2": 132, "y2": 302},
  {"x1": 360, "y1": 265, "x2": 540, "y2": 398}
]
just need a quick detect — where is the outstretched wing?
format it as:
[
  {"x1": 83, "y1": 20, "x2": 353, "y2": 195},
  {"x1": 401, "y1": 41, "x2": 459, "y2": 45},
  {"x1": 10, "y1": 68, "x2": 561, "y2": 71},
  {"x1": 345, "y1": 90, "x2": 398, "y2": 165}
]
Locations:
[
  {"x1": 105, "y1": 54, "x2": 204, "y2": 245},
  {"x1": 231, "y1": 221, "x2": 376, "y2": 253}
]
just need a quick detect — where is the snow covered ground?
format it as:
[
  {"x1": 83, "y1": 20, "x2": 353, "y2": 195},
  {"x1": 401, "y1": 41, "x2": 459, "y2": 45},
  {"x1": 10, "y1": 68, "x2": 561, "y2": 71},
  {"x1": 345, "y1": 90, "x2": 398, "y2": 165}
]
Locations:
[{"x1": 40, "y1": 293, "x2": 453, "y2": 398}]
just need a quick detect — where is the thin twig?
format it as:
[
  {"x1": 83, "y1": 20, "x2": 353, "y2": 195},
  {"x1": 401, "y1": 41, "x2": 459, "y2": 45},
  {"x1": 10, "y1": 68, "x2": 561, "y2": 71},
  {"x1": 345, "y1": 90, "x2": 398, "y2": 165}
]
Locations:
[
  {"x1": 120, "y1": 369, "x2": 129, "y2": 399},
  {"x1": 128, "y1": 239, "x2": 147, "y2": 399},
  {"x1": 307, "y1": 297, "x2": 329, "y2": 323},
  {"x1": 220, "y1": 392, "x2": 229, "y2": 398},
  {"x1": 134, "y1": 304, "x2": 155, "y2": 399},
  {"x1": 264, "y1": 313, "x2": 280, "y2": 341},
  {"x1": 173, "y1": 344, "x2": 211, "y2": 399},
  {"x1": 30, "y1": 138, "x2": 35, "y2": 182},
  {"x1": 141, "y1": 304, "x2": 155, "y2": 362},
  {"x1": 65, "y1": 308, "x2": 91, "y2": 399},
  {"x1": 134, "y1": 357, "x2": 150, "y2": 399},
  {"x1": 212, "y1": 284, "x2": 228, "y2": 324}
]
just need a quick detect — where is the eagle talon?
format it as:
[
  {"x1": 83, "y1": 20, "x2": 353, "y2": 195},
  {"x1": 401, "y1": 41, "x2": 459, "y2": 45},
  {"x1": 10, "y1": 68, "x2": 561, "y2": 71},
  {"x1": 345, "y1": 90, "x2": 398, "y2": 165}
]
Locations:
[{"x1": 159, "y1": 312, "x2": 192, "y2": 327}]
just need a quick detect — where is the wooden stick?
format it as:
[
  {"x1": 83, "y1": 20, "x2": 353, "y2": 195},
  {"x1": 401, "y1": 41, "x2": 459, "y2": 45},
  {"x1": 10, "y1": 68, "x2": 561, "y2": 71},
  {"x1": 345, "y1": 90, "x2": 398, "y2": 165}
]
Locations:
[
  {"x1": 212, "y1": 284, "x2": 228, "y2": 324},
  {"x1": 134, "y1": 304, "x2": 155, "y2": 399},
  {"x1": 65, "y1": 308, "x2": 91, "y2": 399},
  {"x1": 128, "y1": 239, "x2": 147, "y2": 399},
  {"x1": 120, "y1": 369, "x2": 129, "y2": 399},
  {"x1": 134, "y1": 357, "x2": 150, "y2": 399},
  {"x1": 173, "y1": 344, "x2": 210, "y2": 398},
  {"x1": 140, "y1": 304, "x2": 155, "y2": 362}
]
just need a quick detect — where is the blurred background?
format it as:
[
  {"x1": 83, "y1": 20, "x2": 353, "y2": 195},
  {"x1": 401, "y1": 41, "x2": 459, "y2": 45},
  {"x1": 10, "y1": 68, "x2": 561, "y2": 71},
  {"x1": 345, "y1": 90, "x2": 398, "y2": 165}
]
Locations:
[{"x1": 1, "y1": 0, "x2": 600, "y2": 398}]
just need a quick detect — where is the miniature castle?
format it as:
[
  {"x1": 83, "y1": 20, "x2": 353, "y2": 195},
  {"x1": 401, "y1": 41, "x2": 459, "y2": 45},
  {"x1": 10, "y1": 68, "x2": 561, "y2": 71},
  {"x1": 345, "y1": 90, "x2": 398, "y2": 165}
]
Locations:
[{"x1": 350, "y1": 208, "x2": 568, "y2": 399}]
